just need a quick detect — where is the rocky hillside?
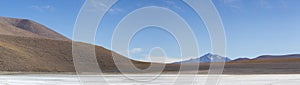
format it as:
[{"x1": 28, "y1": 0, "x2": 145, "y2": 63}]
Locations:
[
  {"x1": 0, "y1": 17, "x2": 69, "y2": 41},
  {"x1": 0, "y1": 17, "x2": 156, "y2": 72}
]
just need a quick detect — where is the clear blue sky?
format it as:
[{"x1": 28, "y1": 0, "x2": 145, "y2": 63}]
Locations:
[{"x1": 1, "y1": 0, "x2": 300, "y2": 62}]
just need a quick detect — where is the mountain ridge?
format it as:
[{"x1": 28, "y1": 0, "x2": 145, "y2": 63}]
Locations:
[
  {"x1": 174, "y1": 53, "x2": 231, "y2": 64},
  {"x1": 0, "y1": 16, "x2": 69, "y2": 41},
  {"x1": 0, "y1": 16, "x2": 152, "y2": 72},
  {"x1": 231, "y1": 54, "x2": 300, "y2": 62},
  {"x1": 1, "y1": 16, "x2": 300, "y2": 74}
]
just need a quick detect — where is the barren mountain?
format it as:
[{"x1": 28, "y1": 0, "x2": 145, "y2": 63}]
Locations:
[
  {"x1": 0, "y1": 16, "x2": 299, "y2": 74},
  {"x1": 223, "y1": 54, "x2": 300, "y2": 74},
  {"x1": 254, "y1": 54, "x2": 300, "y2": 60},
  {"x1": 0, "y1": 17, "x2": 145, "y2": 72},
  {"x1": 0, "y1": 17, "x2": 174, "y2": 72},
  {"x1": 0, "y1": 17, "x2": 69, "y2": 41},
  {"x1": 0, "y1": 34, "x2": 160, "y2": 72}
]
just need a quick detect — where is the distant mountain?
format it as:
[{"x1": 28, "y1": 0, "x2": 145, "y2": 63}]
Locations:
[
  {"x1": 231, "y1": 58, "x2": 251, "y2": 62},
  {"x1": 226, "y1": 55, "x2": 300, "y2": 74},
  {"x1": 231, "y1": 54, "x2": 300, "y2": 63},
  {"x1": 174, "y1": 53, "x2": 231, "y2": 64},
  {"x1": 254, "y1": 54, "x2": 300, "y2": 60},
  {"x1": 0, "y1": 17, "x2": 69, "y2": 41},
  {"x1": 2, "y1": 16, "x2": 300, "y2": 74}
]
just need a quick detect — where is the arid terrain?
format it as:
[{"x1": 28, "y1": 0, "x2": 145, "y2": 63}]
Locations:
[
  {"x1": 0, "y1": 17, "x2": 177, "y2": 73},
  {"x1": 0, "y1": 16, "x2": 299, "y2": 74},
  {"x1": 224, "y1": 56, "x2": 300, "y2": 74}
]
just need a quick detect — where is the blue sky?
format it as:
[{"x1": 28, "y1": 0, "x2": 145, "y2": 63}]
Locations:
[{"x1": 1, "y1": 0, "x2": 300, "y2": 62}]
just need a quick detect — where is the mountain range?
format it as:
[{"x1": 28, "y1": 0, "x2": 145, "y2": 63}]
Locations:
[
  {"x1": 231, "y1": 54, "x2": 300, "y2": 63},
  {"x1": 176, "y1": 53, "x2": 300, "y2": 64},
  {"x1": 0, "y1": 17, "x2": 158, "y2": 72},
  {"x1": 174, "y1": 53, "x2": 231, "y2": 64},
  {"x1": 0, "y1": 16, "x2": 300, "y2": 74}
]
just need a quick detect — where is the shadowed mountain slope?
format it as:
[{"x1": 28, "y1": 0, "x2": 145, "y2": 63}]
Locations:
[
  {"x1": 0, "y1": 17, "x2": 155, "y2": 72},
  {"x1": 0, "y1": 34, "x2": 157, "y2": 72}
]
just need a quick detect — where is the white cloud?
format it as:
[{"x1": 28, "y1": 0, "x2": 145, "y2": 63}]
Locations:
[
  {"x1": 222, "y1": 0, "x2": 287, "y2": 10},
  {"x1": 30, "y1": 5, "x2": 55, "y2": 12},
  {"x1": 88, "y1": 0, "x2": 124, "y2": 13},
  {"x1": 223, "y1": 0, "x2": 242, "y2": 10},
  {"x1": 144, "y1": 56, "x2": 175, "y2": 63},
  {"x1": 144, "y1": 56, "x2": 198, "y2": 64},
  {"x1": 259, "y1": 0, "x2": 287, "y2": 9},
  {"x1": 108, "y1": 7, "x2": 124, "y2": 14},
  {"x1": 129, "y1": 48, "x2": 143, "y2": 54},
  {"x1": 85, "y1": 0, "x2": 112, "y2": 12},
  {"x1": 91, "y1": 0, "x2": 109, "y2": 11},
  {"x1": 163, "y1": 0, "x2": 184, "y2": 12}
]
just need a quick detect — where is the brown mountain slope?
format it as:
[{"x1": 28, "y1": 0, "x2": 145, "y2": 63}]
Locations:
[
  {"x1": 222, "y1": 56, "x2": 300, "y2": 74},
  {"x1": 0, "y1": 17, "x2": 178, "y2": 73},
  {"x1": 0, "y1": 17, "x2": 69, "y2": 41},
  {"x1": 0, "y1": 34, "x2": 158, "y2": 72},
  {"x1": 2, "y1": 16, "x2": 299, "y2": 74},
  {"x1": 1, "y1": 33, "x2": 299, "y2": 74}
]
